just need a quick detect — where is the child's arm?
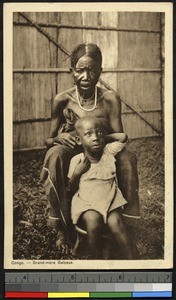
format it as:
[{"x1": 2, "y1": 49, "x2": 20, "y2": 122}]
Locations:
[
  {"x1": 104, "y1": 133, "x2": 128, "y2": 156},
  {"x1": 105, "y1": 132, "x2": 128, "y2": 143},
  {"x1": 66, "y1": 157, "x2": 90, "y2": 197}
]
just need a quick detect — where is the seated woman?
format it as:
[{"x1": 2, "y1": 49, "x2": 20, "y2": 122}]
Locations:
[{"x1": 40, "y1": 43, "x2": 140, "y2": 253}]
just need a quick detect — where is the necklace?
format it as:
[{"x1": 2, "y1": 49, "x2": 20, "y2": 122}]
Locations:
[
  {"x1": 79, "y1": 92, "x2": 95, "y2": 102},
  {"x1": 76, "y1": 86, "x2": 97, "y2": 112}
]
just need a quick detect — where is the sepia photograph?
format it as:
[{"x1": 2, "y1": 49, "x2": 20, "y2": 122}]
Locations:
[{"x1": 4, "y1": 3, "x2": 173, "y2": 269}]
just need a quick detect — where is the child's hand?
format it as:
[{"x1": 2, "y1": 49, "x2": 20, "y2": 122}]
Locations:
[{"x1": 74, "y1": 157, "x2": 91, "y2": 176}]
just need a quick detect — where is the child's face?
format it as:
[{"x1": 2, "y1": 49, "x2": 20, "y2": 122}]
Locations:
[{"x1": 78, "y1": 120, "x2": 105, "y2": 154}]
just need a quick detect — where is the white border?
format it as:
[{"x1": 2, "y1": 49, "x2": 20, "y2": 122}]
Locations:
[{"x1": 4, "y1": 2, "x2": 173, "y2": 269}]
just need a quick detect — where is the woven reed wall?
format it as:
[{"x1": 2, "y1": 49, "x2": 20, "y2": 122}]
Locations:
[{"x1": 13, "y1": 12, "x2": 164, "y2": 150}]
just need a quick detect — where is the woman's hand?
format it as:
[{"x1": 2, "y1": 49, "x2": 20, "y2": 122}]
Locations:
[
  {"x1": 74, "y1": 157, "x2": 91, "y2": 176},
  {"x1": 55, "y1": 132, "x2": 79, "y2": 149}
]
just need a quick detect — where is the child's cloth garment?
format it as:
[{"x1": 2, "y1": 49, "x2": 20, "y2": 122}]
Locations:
[{"x1": 68, "y1": 141, "x2": 127, "y2": 225}]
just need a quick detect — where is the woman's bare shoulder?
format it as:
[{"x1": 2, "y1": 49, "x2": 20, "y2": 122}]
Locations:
[
  {"x1": 54, "y1": 87, "x2": 75, "y2": 104},
  {"x1": 98, "y1": 87, "x2": 121, "y2": 104}
]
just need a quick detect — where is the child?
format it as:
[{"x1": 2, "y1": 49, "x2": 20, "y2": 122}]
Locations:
[{"x1": 67, "y1": 116, "x2": 136, "y2": 259}]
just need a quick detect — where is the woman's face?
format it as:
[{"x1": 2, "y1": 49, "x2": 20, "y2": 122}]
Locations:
[{"x1": 72, "y1": 55, "x2": 102, "y2": 94}]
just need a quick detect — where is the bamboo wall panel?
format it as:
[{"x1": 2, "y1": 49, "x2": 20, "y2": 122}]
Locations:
[
  {"x1": 56, "y1": 12, "x2": 83, "y2": 94},
  {"x1": 56, "y1": 73, "x2": 74, "y2": 94},
  {"x1": 57, "y1": 13, "x2": 83, "y2": 68},
  {"x1": 82, "y1": 12, "x2": 118, "y2": 95},
  {"x1": 99, "y1": 73, "x2": 119, "y2": 91},
  {"x1": 28, "y1": 12, "x2": 58, "y2": 23},
  {"x1": 118, "y1": 32, "x2": 160, "y2": 69},
  {"x1": 116, "y1": 73, "x2": 161, "y2": 112},
  {"x1": 122, "y1": 111, "x2": 161, "y2": 139},
  {"x1": 82, "y1": 12, "x2": 118, "y2": 68},
  {"x1": 118, "y1": 12, "x2": 161, "y2": 31},
  {"x1": 13, "y1": 74, "x2": 56, "y2": 120},
  {"x1": 13, "y1": 12, "x2": 164, "y2": 150},
  {"x1": 13, "y1": 26, "x2": 58, "y2": 68},
  {"x1": 13, "y1": 121, "x2": 50, "y2": 149},
  {"x1": 13, "y1": 12, "x2": 58, "y2": 24},
  {"x1": 99, "y1": 12, "x2": 119, "y2": 27},
  {"x1": 13, "y1": 12, "x2": 27, "y2": 23}
]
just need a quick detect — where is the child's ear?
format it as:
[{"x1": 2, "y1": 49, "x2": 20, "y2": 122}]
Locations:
[{"x1": 76, "y1": 136, "x2": 82, "y2": 145}]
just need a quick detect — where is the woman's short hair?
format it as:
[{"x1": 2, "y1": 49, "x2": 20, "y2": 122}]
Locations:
[{"x1": 71, "y1": 43, "x2": 102, "y2": 68}]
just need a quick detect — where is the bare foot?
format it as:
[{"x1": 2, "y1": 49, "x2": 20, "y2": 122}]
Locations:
[{"x1": 56, "y1": 229, "x2": 70, "y2": 254}]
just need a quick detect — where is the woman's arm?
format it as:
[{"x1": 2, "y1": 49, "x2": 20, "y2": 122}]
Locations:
[
  {"x1": 45, "y1": 92, "x2": 78, "y2": 149},
  {"x1": 45, "y1": 93, "x2": 67, "y2": 147},
  {"x1": 105, "y1": 132, "x2": 128, "y2": 143},
  {"x1": 105, "y1": 91, "x2": 123, "y2": 133}
]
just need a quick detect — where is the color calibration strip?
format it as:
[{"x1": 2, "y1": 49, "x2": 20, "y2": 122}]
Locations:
[
  {"x1": 5, "y1": 272, "x2": 172, "y2": 298},
  {"x1": 5, "y1": 291, "x2": 172, "y2": 298}
]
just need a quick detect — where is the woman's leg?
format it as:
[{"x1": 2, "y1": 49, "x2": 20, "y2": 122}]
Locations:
[
  {"x1": 40, "y1": 144, "x2": 81, "y2": 250},
  {"x1": 107, "y1": 209, "x2": 137, "y2": 259},
  {"x1": 116, "y1": 148, "x2": 140, "y2": 219},
  {"x1": 80, "y1": 210, "x2": 104, "y2": 259}
]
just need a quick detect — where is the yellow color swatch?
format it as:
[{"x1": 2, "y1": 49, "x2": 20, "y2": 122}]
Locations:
[{"x1": 48, "y1": 292, "x2": 89, "y2": 298}]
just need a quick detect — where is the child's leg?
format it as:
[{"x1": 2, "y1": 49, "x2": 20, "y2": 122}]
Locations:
[
  {"x1": 107, "y1": 209, "x2": 138, "y2": 259},
  {"x1": 80, "y1": 210, "x2": 104, "y2": 259}
]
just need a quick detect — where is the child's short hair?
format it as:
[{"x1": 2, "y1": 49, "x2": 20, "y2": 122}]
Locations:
[
  {"x1": 75, "y1": 116, "x2": 108, "y2": 135},
  {"x1": 71, "y1": 43, "x2": 102, "y2": 68}
]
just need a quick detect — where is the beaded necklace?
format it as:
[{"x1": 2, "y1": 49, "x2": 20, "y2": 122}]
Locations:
[{"x1": 76, "y1": 86, "x2": 97, "y2": 112}]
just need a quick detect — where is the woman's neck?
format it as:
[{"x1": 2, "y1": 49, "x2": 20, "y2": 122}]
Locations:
[{"x1": 77, "y1": 87, "x2": 95, "y2": 101}]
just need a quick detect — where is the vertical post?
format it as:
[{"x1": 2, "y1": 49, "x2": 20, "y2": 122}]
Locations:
[
  {"x1": 56, "y1": 13, "x2": 59, "y2": 96},
  {"x1": 160, "y1": 13, "x2": 165, "y2": 134}
]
